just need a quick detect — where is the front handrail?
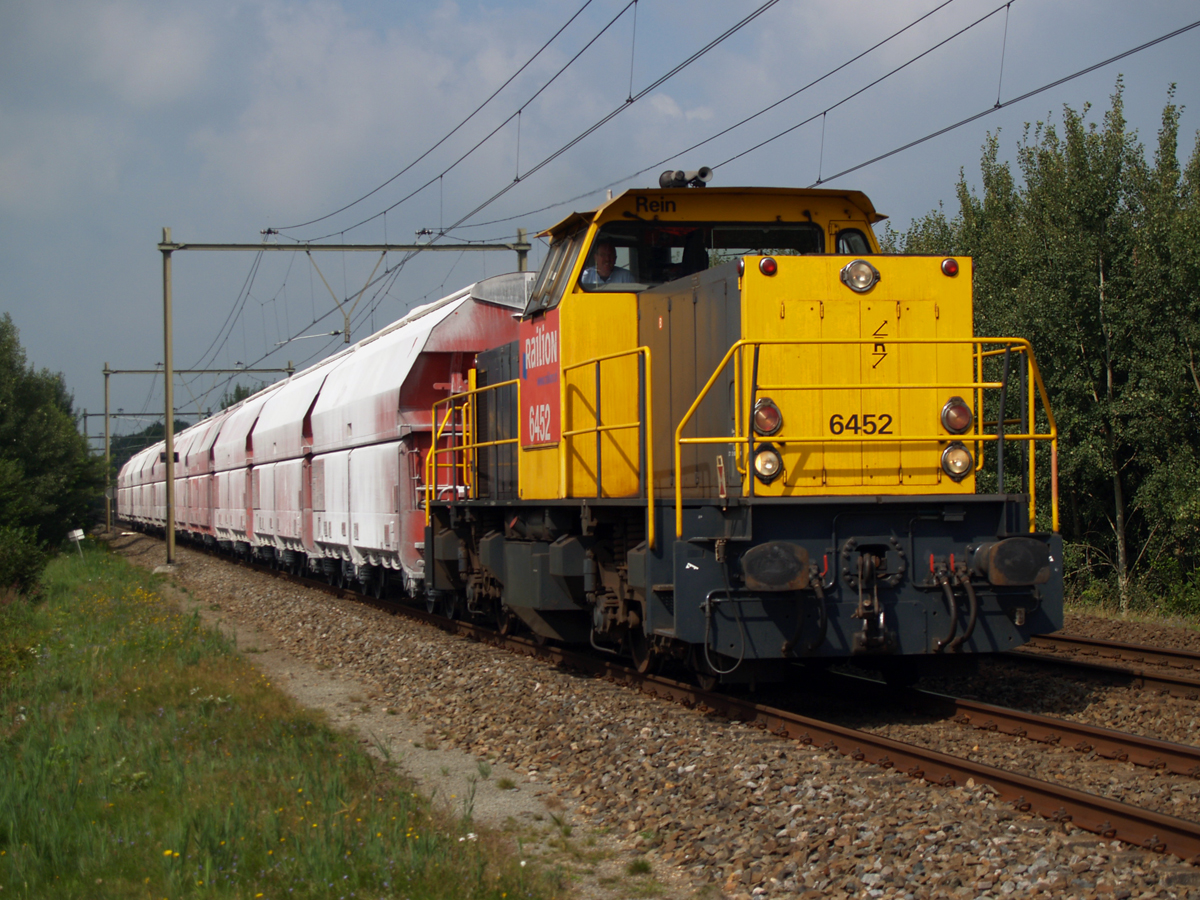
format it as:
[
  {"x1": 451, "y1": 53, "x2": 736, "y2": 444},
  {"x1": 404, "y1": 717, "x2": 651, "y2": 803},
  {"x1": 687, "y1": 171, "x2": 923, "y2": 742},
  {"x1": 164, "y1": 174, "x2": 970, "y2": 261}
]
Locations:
[
  {"x1": 561, "y1": 346, "x2": 655, "y2": 550},
  {"x1": 424, "y1": 379, "x2": 520, "y2": 524},
  {"x1": 673, "y1": 337, "x2": 1059, "y2": 538}
]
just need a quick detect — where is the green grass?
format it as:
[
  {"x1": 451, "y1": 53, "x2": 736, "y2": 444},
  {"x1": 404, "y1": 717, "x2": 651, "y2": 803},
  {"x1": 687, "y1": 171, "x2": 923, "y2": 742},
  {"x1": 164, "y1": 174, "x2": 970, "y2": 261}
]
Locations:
[{"x1": 0, "y1": 544, "x2": 554, "y2": 899}]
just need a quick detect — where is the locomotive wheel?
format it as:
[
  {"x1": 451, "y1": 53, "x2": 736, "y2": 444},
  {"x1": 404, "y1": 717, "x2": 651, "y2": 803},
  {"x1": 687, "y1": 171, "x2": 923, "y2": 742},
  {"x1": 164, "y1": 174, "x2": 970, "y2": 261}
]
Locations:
[
  {"x1": 495, "y1": 603, "x2": 518, "y2": 635},
  {"x1": 694, "y1": 670, "x2": 718, "y2": 692},
  {"x1": 626, "y1": 628, "x2": 656, "y2": 675},
  {"x1": 687, "y1": 647, "x2": 720, "y2": 692}
]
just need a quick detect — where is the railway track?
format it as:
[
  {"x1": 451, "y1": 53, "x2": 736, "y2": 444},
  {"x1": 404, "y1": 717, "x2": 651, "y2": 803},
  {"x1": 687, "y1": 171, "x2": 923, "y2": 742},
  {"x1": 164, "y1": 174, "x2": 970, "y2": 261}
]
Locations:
[
  {"x1": 809, "y1": 670, "x2": 1200, "y2": 778},
  {"x1": 1013, "y1": 634, "x2": 1200, "y2": 700},
  {"x1": 222, "y1": 556, "x2": 1200, "y2": 862},
  {"x1": 1026, "y1": 632, "x2": 1200, "y2": 670},
  {"x1": 518, "y1": 640, "x2": 1200, "y2": 861}
]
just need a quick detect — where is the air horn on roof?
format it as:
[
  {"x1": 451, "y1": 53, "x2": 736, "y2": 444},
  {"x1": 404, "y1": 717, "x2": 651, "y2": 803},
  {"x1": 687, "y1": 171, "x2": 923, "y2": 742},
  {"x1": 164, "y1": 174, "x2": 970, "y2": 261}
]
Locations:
[{"x1": 659, "y1": 167, "x2": 713, "y2": 188}]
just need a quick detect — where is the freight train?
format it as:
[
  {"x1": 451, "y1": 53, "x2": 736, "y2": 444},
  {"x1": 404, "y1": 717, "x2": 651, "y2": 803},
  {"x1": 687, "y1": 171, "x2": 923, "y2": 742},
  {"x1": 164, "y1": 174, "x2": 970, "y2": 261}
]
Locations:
[{"x1": 118, "y1": 173, "x2": 1063, "y2": 685}]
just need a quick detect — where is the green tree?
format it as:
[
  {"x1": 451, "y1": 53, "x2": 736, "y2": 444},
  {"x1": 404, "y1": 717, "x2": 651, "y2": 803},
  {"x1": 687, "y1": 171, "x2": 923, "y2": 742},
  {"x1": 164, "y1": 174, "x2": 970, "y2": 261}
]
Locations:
[
  {"x1": 108, "y1": 418, "x2": 192, "y2": 478},
  {"x1": 888, "y1": 82, "x2": 1200, "y2": 611},
  {"x1": 220, "y1": 382, "x2": 262, "y2": 410},
  {"x1": 0, "y1": 314, "x2": 105, "y2": 591}
]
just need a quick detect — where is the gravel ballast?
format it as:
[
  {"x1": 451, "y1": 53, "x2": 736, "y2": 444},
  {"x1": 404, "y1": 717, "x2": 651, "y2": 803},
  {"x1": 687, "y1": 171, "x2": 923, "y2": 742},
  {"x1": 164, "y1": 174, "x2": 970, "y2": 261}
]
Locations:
[{"x1": 110, "y1": 532, "x2": 1200, "y2": 900}]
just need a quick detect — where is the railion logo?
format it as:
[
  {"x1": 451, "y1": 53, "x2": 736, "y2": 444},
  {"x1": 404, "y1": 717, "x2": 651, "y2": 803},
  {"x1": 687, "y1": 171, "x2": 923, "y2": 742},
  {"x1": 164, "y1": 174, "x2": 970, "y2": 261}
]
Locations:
[
  {"x1": 519, "y1": 309, "x2": 561, "y2": 447},
  {"x1": 522, "y1": 321, "x2": 557, "y2": 376}
]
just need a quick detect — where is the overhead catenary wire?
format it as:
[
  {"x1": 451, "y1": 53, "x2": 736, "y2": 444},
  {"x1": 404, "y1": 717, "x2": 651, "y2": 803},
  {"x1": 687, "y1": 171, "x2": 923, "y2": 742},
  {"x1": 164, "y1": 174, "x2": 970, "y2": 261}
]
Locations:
[
  {"x1": 187, "y1": 249, "x2": 263, "y2": 370},
  {"x1": 282, "y1": 0, "x2": 640, "y2": 242},
  {"x1": 434, "y1": 0, "x2": 784, "y2": 239},
  {"x1": 995, "y1": 1, "x2": 1013, "y2": 107},
  {"x1": 710, "y1": 0, "x2": 1017, "y2": 173},
  {"x1": 814, "y1": 16, "x2": 1200, "y2": 185},
  {"x1": 273, "y1": 0, "x2": 600, "y2": 231},
  {"x1": 181, "y1": 249, "x2": 302, "y2": 412},
  {"x1": 449, "y1": 0, "x2": 964, "y2": 230}
]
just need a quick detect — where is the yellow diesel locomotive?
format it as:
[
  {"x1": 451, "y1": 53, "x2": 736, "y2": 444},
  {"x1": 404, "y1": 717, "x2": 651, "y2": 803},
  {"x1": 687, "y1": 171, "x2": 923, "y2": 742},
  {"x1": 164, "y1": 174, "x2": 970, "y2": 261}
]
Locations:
[{"x1": 425, "y1": 171, "x2": 1061, "y2": 684}]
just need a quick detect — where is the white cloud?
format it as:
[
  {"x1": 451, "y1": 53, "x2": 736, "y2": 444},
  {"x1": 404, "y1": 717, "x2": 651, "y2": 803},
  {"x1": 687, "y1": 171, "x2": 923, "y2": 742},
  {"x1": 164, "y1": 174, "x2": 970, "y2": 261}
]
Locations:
[
  {"x1": 0, "y1": 109, "x2": 129, "y2": 215},
  {"x1": 187, "y1": 1, "x2": 506, "y2": 217},
  {"x1": 15, "y1": 0, "x2": 216, "y2": 109},
  {"x1": 84, "y1": 2, "x2": 215, "y2": 108},
  {"x1": 648, "y1": 93, "x2": 684, "y2": 118}
]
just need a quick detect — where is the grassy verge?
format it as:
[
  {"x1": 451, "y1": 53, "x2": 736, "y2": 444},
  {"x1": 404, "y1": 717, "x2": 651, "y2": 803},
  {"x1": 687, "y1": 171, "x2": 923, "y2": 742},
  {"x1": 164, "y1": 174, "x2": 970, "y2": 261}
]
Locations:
[{"x1": 0, "y1": 543, "x2": 555, "y2": 899}]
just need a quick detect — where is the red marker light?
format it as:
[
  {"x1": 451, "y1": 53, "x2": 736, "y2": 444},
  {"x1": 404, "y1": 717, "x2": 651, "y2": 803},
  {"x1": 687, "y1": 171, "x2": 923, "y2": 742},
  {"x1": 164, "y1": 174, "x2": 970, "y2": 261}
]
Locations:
[
  {"x1": 940, "y1": 396, "x2": 973, "y2": 434},
  {"x1": 941, "y1": 258, "x2": 959, "y2": 277},
  {"x1": 753, "y1": 398, "x2": 783, "y2": 436},
  {"x1": 759, "y1": 257, "x2": 778, "y2": 276}
]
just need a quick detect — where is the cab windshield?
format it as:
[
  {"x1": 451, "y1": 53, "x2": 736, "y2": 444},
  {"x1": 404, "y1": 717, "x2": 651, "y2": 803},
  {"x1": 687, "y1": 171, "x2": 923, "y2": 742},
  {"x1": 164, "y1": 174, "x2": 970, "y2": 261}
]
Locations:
[{"x1": 578, "y1": 221, "x2": 828, "y2": 292}]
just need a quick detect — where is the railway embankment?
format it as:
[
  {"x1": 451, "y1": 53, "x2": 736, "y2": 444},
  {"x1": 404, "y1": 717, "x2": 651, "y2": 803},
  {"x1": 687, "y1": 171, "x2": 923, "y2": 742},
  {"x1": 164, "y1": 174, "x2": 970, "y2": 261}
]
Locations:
[{"x1": 106, "y1": 530, "x2": 1200, "y2": 900}]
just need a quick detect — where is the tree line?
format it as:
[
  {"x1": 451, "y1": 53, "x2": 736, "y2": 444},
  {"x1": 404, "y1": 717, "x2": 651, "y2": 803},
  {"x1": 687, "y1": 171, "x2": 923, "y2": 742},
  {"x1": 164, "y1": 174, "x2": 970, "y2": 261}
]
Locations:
[
  {"x1": 0, "y1": 312, "x2": 269, "y2": 595},
  {"x1": 0, "y1": 315, "x2": 105, "y2": 593},
  {"x1": 885, "y1": 81, "x2": 1200, "y2": 612}
]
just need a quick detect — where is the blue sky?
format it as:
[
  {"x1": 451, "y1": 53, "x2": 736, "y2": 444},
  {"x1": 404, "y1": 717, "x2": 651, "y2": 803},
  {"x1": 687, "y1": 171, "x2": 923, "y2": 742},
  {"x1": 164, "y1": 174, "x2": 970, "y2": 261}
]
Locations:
[{"x1": 2, "y1": 0, "x2": 1198, "y2": 446}]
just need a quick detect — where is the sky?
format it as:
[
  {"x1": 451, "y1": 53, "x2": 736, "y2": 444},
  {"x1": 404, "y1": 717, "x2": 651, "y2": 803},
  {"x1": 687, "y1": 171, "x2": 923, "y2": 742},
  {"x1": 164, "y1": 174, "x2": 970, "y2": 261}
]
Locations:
[{"x1": 2, "y1": 0, "x2": 1198, "y2": 451}]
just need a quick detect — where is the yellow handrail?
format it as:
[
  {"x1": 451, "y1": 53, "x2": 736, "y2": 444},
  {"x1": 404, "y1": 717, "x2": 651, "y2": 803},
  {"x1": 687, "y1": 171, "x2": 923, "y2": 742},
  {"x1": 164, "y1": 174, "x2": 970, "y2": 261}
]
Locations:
[
  {"x1": 424, "y1": 379, "x2": 520, "y2": 524},
  {"x1": 673, "y1": 337, "x2": 1059, "y2": 538},
  {"x1": 561, "y1": 346, "x2": 655, "y2": 550}
]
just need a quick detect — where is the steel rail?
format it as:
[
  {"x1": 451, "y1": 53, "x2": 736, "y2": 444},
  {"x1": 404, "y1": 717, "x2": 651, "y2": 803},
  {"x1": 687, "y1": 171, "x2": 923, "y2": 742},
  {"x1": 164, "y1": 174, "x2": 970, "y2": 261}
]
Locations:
[
  {"x1": 147, "y1": 540, "x2": 1200, "y2": 861},
  {"x1": 1011, "y1": 647, "x2": 1200, "y2": 701},
  {"x1": 807, "y1": 670, "x2": 1200, "y2": 778},
  {"x1": 914, "y1": 685, "x2": 1200, "y2": 777},
  {"x1": 1026, "y1": 633, "x2": 1200, "y2": 671}
]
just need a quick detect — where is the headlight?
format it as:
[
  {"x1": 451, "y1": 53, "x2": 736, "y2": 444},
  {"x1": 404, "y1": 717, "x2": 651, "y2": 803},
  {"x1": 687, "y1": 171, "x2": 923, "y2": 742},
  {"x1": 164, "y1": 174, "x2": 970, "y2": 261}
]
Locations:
[
  {"x1": 840, "y1": 259, "x2": 880, "y2": 293},
  {"x1": 940, "y1": 396, "x2": 973, "y2": 434},
  {"x1": 753, "y1": 398, "x2": 783, "y2": 436},
  {"x1": 941, "y1": 443, "x2": 973, "y2": 481},
  {"x1": 753, "y1": 444, "x2": 783, "y2": 483}
]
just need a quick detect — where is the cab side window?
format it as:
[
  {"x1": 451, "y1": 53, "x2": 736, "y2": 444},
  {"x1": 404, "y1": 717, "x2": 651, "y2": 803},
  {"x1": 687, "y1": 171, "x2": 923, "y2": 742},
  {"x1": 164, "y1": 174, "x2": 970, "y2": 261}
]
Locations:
[
  {"x1": 524, "y1": 230, "x2": 586, "y2": 316},
  {"x1": 836, "y1": 229, "x2": 872, "y2": 255}
]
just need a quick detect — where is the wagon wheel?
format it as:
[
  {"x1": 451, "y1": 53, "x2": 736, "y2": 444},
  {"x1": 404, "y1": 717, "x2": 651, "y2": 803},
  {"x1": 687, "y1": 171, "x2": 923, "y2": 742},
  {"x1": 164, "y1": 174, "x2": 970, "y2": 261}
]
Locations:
[
  {"x1": 424, "y1": 592, "x2": 438, "y2": 615},
  {"x1": 439, "y1": 592, "x2": 463, "y2": 621},
  {"x1": 371, "y1": 573, "x2": 386, "y2": 601}
]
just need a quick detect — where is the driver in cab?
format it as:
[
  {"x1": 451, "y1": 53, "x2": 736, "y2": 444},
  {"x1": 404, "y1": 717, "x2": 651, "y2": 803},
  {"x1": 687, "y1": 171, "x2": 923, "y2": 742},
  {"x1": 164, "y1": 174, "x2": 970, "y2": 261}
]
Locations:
[{"x1": 580, "y1": 241, "x2": 635, "y2": 286}]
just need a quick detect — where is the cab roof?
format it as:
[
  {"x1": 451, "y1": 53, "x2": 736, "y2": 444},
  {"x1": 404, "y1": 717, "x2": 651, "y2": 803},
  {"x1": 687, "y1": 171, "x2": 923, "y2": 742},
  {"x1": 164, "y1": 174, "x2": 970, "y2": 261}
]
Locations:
[{"x1": 539, "y1": 186, "x2": 887, "y2": 239}]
